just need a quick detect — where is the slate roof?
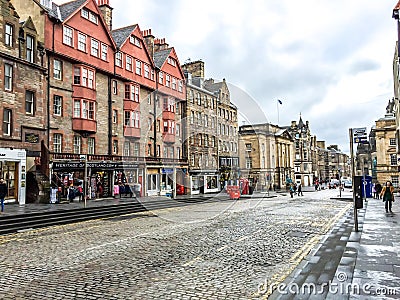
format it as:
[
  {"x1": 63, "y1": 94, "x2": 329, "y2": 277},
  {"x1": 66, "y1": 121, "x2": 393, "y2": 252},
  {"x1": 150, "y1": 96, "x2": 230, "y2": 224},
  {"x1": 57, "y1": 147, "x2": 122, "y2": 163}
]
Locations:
[
  {"x1": 204, "y1": 81, "x2": 223, "y2": 93},
  {"x1": 58, "y1": 0, "x2": 86, "y2": 21},
  {"x1": 112, "y1": 25, "x2": 137, "y2": 48},
  {"x1": 153, "y1": 48, "x2": 172, "y2": 69}
]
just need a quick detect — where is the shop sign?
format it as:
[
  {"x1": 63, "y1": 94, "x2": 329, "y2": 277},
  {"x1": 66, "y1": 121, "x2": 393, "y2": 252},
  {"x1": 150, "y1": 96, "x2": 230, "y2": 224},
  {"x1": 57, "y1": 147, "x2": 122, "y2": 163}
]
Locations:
[
  {"x1": 53, "y1": 161, "x2": 140, "y2": 170},
  {"x1": 25, "y1": 133, "x2": 39, "y2": 143},
  {"x1": 53, "y1": 162, "x2": 85, "y2": 170},
  {"x1": 162, "y1": 168, "x2": 174, "y2": 174}
]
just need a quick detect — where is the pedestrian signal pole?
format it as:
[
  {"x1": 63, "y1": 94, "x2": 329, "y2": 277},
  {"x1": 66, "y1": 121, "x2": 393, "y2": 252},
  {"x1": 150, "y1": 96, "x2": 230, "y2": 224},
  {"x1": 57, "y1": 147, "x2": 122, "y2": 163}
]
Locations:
[{"x1": 349, "y1": 128, "x2": 358, "y2": 232}]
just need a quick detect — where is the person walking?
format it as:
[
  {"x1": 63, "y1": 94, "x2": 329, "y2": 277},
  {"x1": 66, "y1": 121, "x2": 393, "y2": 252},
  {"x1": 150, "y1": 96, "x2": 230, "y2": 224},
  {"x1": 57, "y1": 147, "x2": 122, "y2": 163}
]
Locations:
[
  {"x1": 380, "y1": 181, "x2": 395, "y2": 213},
  {"x1": 0, "y1": 179, "x2": 7, "y2": 213},
  {"x1": 372, "y1": 184, "x2": 377, "y2": 199},
  {"x1": 298, "y1": 183, "x2": 303, "y2": 196},
  {"x1": 289, "y1": 184, "x2": 294, "y2": 198},
  {"x1": 375, "y1": 182, "x2": 382, "y2": 199}
]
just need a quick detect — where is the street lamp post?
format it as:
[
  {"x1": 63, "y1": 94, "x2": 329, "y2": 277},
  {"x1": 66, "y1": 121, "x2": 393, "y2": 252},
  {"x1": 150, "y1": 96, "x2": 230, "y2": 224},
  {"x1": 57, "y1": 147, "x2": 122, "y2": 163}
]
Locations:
[{"x1": 80, "y1": 154, "x2": 87, "y2": 208}]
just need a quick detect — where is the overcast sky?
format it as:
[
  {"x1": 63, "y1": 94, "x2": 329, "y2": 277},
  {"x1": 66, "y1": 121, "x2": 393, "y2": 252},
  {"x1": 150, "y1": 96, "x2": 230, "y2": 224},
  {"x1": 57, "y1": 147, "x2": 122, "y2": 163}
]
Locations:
[{"x1": 56, "y1": 0, "x2": 398, "y2": 153}]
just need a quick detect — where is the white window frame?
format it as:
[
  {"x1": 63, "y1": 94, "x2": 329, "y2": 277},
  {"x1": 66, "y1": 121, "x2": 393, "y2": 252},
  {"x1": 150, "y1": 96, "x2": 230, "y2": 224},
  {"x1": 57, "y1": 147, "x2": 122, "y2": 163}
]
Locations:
[
  {"x1": 135, "y1": 60, "x2": 142, "y2": 75},
  {"x1": 88, "y1": 137, "x2": 95, "y2": 155},
  {"x1": 115, "y1": 52, "x2": 122, "y2": 67},
  {"x1": 124, "y1": 141, "x2": 130, "y2": 157},
  {"x1": 4, "y1": 63, "x2": 12, "y2": 91},
  {"x1": 172, "y1": 77, "x2": 176, "y2": 90},
  {"x1": 63, "y1": 26, "x2": 73, "y2": 46},
  {"x1": 54, "y1": 59, "x2": 62, "y2": 80},
  {"x1": 91, "y1": 38, "x2": 99, "y2": 57},
  {"x1": 5, "y1": 23, "x2": 13, "y2": 47},
  {"x1": 81, "y1": 8, "x2": 89, "y2": 19},
  {"x1": 25, "y1": 90, "x2": 34, "y2": 115},
  {"x1": 73, "y1": 135, "x2": 82, "y2": 154},
  {"x1": 53, "y1": 95, "x2": 62, "y2": 116},
  {"x1": 101, "y1": 43, "x2": 108, "y2": 61},
  {"x1": 53, "y1": 133, "x2": 62, "y2": 153},
  {"x1": 133, "y1": 142, "x2": 140, "y2": 156},
  {"x1": 126, "y1": 55, "x2": 133, "y2": 71},
  {"x1": 112, "y1": 80, "x2": 117, "y2": 95},
  {"x1": 78, "y1": 32, "x2": 87, "y2": 52},
  {"x1": 26, "y1": 34, "x2": 35, "y2": 61},
  {"x1": 3, "y1": 108, "x2": 11, "y2": 136},
  {"x1": 89, "y1": 12, "x2": 98, "y2": 24}
]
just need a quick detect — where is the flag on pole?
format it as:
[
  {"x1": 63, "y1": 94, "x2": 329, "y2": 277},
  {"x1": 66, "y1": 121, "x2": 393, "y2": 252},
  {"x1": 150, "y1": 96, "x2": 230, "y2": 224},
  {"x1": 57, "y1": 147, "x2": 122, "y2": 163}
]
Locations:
[{"x1": 277, "y1": 99, "x2": 283, "y2": 105}]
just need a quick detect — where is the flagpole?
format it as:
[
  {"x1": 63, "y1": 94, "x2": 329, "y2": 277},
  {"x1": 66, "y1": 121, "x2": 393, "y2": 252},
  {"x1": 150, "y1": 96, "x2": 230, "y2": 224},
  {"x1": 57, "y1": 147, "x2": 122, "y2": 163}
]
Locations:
[{"x1": 277, "y1": 100, "x2": 280, "y2": 124}]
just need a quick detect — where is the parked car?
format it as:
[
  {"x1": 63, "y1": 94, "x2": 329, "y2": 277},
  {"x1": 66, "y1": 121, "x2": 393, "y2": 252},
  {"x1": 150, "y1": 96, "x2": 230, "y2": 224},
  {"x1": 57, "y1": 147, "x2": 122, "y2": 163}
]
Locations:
[{"x1": 343, "y1": 180, "x2": 352, "y2": 188}]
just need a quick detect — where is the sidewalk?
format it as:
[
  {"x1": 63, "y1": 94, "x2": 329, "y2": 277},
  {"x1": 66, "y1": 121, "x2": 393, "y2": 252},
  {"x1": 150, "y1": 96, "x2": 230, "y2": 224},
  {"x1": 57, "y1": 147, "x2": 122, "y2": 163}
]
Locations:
[{"x1": 270, "y1": 196, "x2": 400, "y2": 299}]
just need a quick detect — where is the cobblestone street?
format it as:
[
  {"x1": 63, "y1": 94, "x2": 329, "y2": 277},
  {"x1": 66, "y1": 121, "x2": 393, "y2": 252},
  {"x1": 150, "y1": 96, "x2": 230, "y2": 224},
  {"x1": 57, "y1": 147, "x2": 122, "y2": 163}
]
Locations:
[{"x1": 0, "y1": 190, "x2": 351, "y2": 299}]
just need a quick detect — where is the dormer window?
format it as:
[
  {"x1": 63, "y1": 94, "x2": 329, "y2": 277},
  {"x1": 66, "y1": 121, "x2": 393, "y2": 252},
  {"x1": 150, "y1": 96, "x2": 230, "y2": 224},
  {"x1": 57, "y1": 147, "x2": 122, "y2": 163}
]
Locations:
[
  {"x1": 129, "y1": 36, "x2": 141, "y2": 48},
  {"x1": 81, "y1": 8, "x2": 89, "y2": 19},
  {"x1": 89, "y1": 12, "x2": 98, "y2": 24},
  {"x1": 167, "y1": 57, "x2": 176, "y2": 66},
  {"x1": 81, "y1": 8, "x2": 98, "y2": 24},
  {"x1": 40, "y1": 0, "x2": 52, "y2": 9}
]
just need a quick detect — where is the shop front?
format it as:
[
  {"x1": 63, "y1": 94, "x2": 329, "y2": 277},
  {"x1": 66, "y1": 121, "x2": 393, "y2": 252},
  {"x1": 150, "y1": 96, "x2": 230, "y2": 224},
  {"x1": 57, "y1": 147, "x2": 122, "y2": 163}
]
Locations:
[
  {"x1": 0, "y1": 148, "x2": 26, "y2": 205},
  {"x1": 145, "y1": 166, "x2": 188, "y2": 197},
  {"x1": 51, "y1": 161, "x2": 143, "y2": 201},
  {"x1": 189, "y1": 171, "x2": 220, "y2": 194}
]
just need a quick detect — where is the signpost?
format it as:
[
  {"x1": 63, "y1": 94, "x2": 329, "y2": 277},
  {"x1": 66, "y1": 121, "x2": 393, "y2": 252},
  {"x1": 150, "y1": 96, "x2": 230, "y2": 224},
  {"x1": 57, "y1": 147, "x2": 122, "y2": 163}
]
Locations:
[
  {"x1": 349, "y1": 127, "x2": 367, "y2": 232},
  {"x1": 80, "y1": 155, "x2": 88, "y2": 208}
]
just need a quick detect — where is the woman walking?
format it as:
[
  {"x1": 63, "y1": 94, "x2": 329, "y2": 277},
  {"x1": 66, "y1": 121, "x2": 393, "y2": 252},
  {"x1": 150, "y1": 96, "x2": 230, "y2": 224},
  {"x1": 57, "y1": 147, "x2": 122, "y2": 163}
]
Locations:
[
  {"x1": 0, "y1": 179, "x2": 7, "y2": 213},
  {"x1": 380, "y1": 181, "x2": 395, "y2": 213}
]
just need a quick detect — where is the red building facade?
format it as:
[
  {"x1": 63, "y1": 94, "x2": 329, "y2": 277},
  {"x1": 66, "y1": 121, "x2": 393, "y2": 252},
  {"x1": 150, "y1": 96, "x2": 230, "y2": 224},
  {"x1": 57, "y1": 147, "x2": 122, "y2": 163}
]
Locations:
[{"x1": 9, "y1": 0, "x2": 187, "y2": 200}]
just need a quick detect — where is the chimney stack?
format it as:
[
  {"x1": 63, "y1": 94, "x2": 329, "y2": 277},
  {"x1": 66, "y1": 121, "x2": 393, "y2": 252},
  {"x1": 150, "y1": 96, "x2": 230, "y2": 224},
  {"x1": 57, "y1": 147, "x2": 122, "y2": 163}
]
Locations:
[
  {"x1": 142, "y1": 28, "x2": 155, "y2": 58},
  {"x1": 97, "y1": 0, "x2": 113, "y2": 31},
  {"x1": 181, "y1": 60, "x2": 205, "y2": 78},
  {"x1": 154, "y1": 37, "x2": 169, "y2": 51}
]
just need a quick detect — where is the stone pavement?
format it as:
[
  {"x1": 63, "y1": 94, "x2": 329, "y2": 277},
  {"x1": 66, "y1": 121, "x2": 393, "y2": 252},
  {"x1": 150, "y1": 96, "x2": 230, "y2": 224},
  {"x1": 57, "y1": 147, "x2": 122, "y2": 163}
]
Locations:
[{"x1": 270, "y1": 194, "x2": 400, "y2": 299}]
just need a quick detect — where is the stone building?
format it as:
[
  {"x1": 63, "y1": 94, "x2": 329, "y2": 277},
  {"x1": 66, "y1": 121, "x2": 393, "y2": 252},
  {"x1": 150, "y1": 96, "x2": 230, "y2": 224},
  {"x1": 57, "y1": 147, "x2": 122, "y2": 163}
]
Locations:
[
  {"x1": 374, "y1": 105, "x2": 398, "y2": 187},
  {"x1": 316, "y1": 141, "x2": 330, "y2": 182},
  {"x1": 0, "y1": 0, "x2": 48, "y2": 204},
  {"x1": 239, "y1": 123, "x2": 294, "y2": 190},
  {"x1": 204, "y1": 78, "x2": 239, "y2": 189},
  {"x1": 287, "y1": 116, "x2": 314, "y2": 186},
  {"x1": 181, "y1": 61, "x2": 219, "y2": 194},
  {"x1": 142, "y1": 35, "x2": 187, "y2": 196}
]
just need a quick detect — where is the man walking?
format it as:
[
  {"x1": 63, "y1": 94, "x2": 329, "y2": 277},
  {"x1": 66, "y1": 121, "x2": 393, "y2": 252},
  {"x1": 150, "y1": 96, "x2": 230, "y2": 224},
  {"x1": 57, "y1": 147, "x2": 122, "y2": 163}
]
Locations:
[
  {"x1": 298, "y1": 183, "x2": 304, "y2": 196},
  {"x1": 0, "y1": 179, "x2": 7, "y2": 213}
]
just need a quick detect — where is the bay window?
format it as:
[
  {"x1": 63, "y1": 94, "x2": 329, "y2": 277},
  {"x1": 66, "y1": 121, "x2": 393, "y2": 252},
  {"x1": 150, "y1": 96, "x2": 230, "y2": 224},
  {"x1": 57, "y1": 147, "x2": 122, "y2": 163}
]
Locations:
[
  {"x1": 74, "y1": 66, "x2": 95, "y2": 89},
  {"x1": 73, "y1": 99, "x2": 95, "y2": 120}
]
